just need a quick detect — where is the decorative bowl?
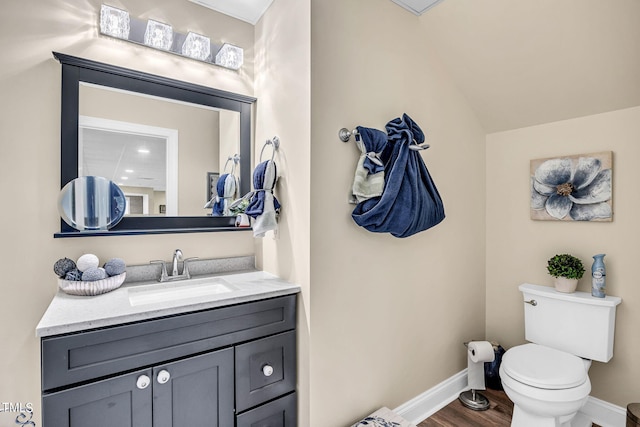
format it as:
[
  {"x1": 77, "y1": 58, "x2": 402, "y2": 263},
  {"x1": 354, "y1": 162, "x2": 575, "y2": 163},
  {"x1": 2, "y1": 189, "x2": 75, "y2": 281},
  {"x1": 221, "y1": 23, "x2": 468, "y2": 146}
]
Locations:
[{"x1": 58, "y1": 272, "x2": 126, "y2": 296}]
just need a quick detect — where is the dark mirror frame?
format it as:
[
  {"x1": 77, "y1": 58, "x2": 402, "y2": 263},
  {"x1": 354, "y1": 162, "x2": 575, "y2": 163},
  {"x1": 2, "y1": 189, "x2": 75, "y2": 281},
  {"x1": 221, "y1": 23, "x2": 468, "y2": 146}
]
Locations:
[{"x1": 53, "y1": 52, "x2": 255, "y2": 238}]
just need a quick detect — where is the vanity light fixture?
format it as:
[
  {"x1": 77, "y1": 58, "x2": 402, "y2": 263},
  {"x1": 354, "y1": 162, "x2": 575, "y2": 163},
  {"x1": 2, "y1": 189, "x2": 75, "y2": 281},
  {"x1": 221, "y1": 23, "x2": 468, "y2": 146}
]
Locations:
[
  {"x1": 99, "y1": 5, "x2": 130, "y2": 39},
  {"x1": 144, "y1": 19, "x2": 174, "y2": 51},
  {"x1": 98, "y1": 4, "x2": 243, "y2": 70},
  {"x1": 215, "y1": 43, "x2": 244, "y2": 70},
  {"x1": 182, "y1": 32, "x2": 211, "y2": 61}
]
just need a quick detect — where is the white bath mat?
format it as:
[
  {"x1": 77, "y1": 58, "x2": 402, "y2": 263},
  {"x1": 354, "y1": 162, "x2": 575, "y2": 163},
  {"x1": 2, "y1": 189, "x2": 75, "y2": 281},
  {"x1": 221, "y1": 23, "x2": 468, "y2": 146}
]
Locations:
[{"x1": 350, "y1": 407, "x2": 416, "y2": 427}]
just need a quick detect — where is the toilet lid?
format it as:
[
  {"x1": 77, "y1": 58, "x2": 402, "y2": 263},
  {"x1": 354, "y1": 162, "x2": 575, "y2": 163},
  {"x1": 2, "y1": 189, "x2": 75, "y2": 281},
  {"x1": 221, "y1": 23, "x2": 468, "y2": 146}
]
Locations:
[{"x1": 502, "y1": 344, "x2": 587, "y2": 390}]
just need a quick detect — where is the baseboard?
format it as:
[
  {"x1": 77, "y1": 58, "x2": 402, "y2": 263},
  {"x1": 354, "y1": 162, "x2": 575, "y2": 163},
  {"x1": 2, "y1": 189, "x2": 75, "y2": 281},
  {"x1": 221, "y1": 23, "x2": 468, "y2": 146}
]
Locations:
[
  {"x1": 393, "y1": 369, "x2": 468, "y2": 424},
  {"x1": 393, "y1": 369, "x2": 628, "y2": 427},
  {"x1": 581, "y1": 396, "x2": 627, "y2": 427}
]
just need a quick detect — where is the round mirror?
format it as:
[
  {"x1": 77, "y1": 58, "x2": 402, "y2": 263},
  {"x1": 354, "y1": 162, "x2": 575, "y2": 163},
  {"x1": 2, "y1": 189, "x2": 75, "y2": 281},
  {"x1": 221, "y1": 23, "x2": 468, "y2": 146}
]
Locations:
[{"x1": 58, "y1": 176, "x2": 126, "y2": 231}]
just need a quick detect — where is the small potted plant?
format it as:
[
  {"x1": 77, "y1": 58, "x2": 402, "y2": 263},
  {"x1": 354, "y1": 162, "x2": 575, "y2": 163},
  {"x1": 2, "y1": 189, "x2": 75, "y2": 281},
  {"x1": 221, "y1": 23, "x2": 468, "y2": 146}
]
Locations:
[{"x1": 547, "y1": 254, "x2": 585, "y2": 293}]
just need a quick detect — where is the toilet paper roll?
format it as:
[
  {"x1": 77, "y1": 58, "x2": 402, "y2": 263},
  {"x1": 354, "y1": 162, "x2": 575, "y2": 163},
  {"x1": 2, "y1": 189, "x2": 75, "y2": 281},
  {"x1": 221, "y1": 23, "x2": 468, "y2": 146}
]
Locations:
[{"x1": 467, "y1": 341, "x2": 495, "y2": 391}]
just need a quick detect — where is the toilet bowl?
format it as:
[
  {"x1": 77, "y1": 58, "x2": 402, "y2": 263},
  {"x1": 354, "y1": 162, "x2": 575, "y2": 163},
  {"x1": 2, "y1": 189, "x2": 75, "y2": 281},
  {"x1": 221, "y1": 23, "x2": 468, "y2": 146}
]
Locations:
[{"x1": 500, "y1": 343, "x2": 591, "y2": 427}]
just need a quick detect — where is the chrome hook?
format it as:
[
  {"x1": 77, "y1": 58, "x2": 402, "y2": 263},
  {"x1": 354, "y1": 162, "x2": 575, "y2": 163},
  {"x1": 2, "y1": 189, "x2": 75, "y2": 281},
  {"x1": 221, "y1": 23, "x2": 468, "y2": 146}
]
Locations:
[
  {"x1": 223, "y1": 154, "x2": 240, "y2": 174},
  {"x1": 408, "y1": 138, "x2": 430, "y2": 151},
  {"x1": 339, "y1": 128, "x2": 359, "y2": 142},
  {"x1": 260, "y1": 136, "x2": 280, "y2": 162}
]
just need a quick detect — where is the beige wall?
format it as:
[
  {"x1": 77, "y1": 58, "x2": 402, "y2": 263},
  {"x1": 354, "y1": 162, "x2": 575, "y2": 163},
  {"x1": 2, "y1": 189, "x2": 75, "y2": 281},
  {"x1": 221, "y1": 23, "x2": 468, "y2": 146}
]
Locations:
[
  {"x1": 486, "y1": 106, "x2": 640, "y2": 407},
  {"x1": 219, "y1": 110, "x2": 240, "y2": 176},
  {"x1": 254, "y1": 0, "x2": 312, "y2": 424},
  {"x1": 309, "y1": 0, "x2": 486, "y2": 425},
  {"x1": 0, "y1": 1, "x2": 255, "y2": 425}
]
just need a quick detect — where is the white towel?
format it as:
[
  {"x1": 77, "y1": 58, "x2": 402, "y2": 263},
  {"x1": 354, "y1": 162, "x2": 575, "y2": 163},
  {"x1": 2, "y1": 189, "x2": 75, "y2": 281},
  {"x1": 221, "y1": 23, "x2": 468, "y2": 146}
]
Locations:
[
  {"x1": 351, "y1": 407, "x2": 416, "y2": 427},
  {"x1": 352, "y1": 139, "x2": 385, "y2": 203},
  {"x1": 252, "y1": 160, "x2": 279, "y2": 238}
]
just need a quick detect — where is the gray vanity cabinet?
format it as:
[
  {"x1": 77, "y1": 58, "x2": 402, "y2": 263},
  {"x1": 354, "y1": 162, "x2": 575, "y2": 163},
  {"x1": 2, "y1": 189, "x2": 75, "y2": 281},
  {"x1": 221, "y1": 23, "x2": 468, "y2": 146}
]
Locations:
[
  {"x1": 152, "y1": 349, "x2": 234, "y2": 427},
  {"x1": 42, "y1": 350, "x2": 234, "y2": 427},
  {"x1": 41, "y1": 295, "x2": 296, "y2": 427},
  {"x1": 236, "y1": 392, "x2": 297, "y2": 427},
  {"x1": 42, "y1": 368, "x2": 153, "y2": 427}
]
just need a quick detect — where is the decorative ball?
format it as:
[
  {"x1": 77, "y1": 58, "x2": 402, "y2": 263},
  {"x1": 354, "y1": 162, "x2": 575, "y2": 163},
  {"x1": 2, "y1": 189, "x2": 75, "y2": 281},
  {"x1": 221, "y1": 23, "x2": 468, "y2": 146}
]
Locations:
[
  {"x1": 82, "y1": 267, "x2": 107, "y2": 281},
  {"x1": 103, "y1": 258, "x2": 126, "y2": 276},
  {"x1": 77, "y1": 254, "x2": 100, "y2": 272},
  {"x1": 64, "y1": 269, "x2": 83, "y2": 281},
  {"x1": 54, "y1": 257, "x2": 76, "y2": 277}
]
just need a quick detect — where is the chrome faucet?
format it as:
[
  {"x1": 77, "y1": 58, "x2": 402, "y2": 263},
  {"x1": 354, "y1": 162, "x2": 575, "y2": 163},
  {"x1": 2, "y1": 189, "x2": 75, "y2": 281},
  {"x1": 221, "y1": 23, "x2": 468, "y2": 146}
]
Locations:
[
  {"x1": 172, "y1": 249, "x2": 183, "y2": 276},
  {"x1": 150, "y1": 249, "x2": 198, "y2": 282}
]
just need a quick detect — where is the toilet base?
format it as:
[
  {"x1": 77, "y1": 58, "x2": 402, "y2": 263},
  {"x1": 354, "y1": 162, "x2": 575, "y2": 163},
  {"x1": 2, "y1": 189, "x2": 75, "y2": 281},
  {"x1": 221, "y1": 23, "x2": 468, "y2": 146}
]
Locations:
[
  {"x1": 568, "y1": 412, "x2": 592, "y2": 427},
  {"x1": 511, "y1": 405, "x2": 592, "y2": 427}
]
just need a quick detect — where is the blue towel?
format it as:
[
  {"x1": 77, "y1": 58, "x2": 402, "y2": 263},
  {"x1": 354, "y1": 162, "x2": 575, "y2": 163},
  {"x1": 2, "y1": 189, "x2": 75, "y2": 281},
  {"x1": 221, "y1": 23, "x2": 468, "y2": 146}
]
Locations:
[
  {"x1": 352, "y1": 114, "x2": 445, "y2": 238},
  {"x1": 246, "y1": 160, "x2": 281, "y2": 237},
  {"x1": 212, "y1": 173, "x2": 237, "y2": 216}
]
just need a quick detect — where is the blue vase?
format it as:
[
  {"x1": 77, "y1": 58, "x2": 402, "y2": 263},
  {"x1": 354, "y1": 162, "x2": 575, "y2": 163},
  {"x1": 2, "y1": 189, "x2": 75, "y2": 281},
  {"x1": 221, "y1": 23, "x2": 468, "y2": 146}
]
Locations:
[{"x1": 591, "y1": 254, "x2": 606, "y2": 298}]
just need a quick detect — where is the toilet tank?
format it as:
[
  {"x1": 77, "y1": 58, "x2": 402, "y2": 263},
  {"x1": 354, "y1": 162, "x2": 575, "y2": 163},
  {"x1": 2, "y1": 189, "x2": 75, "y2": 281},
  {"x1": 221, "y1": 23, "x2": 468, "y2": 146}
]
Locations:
[{"x1": 519, "y1": 283, "x2": 622, "y2": 362}]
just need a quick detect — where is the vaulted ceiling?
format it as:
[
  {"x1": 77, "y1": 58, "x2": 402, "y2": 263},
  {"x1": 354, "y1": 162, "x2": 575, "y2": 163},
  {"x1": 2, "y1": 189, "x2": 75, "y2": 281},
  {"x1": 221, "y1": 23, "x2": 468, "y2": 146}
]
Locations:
[
  {"x1": 415, "y1": 0, "x2": 640, "y2": 132},
  {"x1": 192, "y1": 0, "x2": 640, "y2": 133}
]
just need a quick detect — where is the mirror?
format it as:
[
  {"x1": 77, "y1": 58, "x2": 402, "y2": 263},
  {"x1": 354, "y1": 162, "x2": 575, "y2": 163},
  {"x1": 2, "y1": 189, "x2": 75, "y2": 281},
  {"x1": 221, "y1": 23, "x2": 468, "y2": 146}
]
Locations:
[
  {"x1": 58, "y1": 176, "x2": 126, "y2": 231},
  {"x1": 79, "y1": 113, "x2": 177, "y2": 216},
  {"x1": 54, "y1": 52, "x2": 255, "y2": 237},
  {"x1": 79, "y1": 83, "x2": 235, "y2": 217}
]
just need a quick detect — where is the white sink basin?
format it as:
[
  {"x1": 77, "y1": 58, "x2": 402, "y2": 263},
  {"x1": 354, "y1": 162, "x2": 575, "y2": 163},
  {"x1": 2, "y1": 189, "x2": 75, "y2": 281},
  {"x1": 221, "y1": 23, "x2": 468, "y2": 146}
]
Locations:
[{"x1": 128, "y1": 277, "x2": 237, "y2": 306}]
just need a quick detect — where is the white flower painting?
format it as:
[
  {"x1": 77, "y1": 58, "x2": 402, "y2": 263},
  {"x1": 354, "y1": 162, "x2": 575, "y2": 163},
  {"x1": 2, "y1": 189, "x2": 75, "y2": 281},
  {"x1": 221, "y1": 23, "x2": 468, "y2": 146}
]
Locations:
[{"x1": 530, "y1": 151, "x2": 612, "y2": 221}]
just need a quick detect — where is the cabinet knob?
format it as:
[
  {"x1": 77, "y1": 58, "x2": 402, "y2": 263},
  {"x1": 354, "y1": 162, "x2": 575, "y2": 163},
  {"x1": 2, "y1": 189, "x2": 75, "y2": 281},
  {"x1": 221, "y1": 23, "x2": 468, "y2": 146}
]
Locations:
[
  {"x1": 262, "y1": 364, "x2": 274, "y2": 377},
  {"x1": 136, "y1": 375, "x2": 151, "y2": 390},
  {"x1": 157, "y1": 369, "x2": 171, "y2": 384}
]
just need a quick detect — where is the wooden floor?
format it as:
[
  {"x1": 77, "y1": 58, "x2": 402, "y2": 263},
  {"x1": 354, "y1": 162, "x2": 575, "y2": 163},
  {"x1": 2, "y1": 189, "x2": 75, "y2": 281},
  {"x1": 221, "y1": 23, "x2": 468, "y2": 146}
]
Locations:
[
  {"x1": 417, "y1": 388, "x2": 513, "y2": 427},
  {"x1": 417, "y1": 388, "x2": 602, "y2": 427}
]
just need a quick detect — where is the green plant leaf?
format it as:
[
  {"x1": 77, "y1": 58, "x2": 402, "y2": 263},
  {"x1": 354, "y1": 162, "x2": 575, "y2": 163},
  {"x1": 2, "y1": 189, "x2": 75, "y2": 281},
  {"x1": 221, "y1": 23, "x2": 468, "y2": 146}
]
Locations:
[{"x1": 547, "y1": 253, "x2": 585, "y2": 279}]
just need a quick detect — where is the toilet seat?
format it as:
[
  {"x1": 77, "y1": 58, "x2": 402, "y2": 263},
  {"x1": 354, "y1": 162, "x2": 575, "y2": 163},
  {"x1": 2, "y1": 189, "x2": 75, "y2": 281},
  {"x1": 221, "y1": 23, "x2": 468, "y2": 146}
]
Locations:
[{"x1": 501, "y1": 344, "x2": 588, "y2": 390}]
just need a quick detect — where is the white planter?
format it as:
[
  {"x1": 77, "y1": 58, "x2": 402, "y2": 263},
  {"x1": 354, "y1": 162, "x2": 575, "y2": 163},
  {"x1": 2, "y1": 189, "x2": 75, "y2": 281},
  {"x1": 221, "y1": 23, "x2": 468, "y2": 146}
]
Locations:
[{"x1": 554, "y1": 276, "x2": 578, "y2": 293}]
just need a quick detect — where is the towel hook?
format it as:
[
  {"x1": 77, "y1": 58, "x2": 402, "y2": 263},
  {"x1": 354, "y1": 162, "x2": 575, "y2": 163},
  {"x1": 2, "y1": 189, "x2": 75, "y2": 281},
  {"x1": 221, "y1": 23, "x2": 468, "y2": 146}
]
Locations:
[
  {"x1": 260, "y1": 136, "x2": 280, "y2": 162},
  {"x1": 223, "y1": 154, "x2": 240, "y2": 174},
  {"x1": 338, "y1": 128, "x2": 359, "y2": 143},
  {"x1": 409, "y1": 139, "x2": 430, "y2": 151}
]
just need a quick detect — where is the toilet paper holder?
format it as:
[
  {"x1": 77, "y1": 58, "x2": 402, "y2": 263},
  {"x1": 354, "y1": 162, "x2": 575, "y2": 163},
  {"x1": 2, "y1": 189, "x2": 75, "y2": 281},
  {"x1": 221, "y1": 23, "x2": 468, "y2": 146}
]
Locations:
[
  {"x1": 459, "y1": 341, "x2": 492, "y2": 411},
  {"x1": 459, "y1": 389, "x2": 490, "y2": 412}
]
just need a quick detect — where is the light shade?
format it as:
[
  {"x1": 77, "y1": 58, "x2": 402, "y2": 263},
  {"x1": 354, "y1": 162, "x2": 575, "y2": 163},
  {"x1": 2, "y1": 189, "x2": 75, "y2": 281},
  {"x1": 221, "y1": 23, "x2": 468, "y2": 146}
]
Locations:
[
  {"x1": 144, "y1": 20, "x2": 173, "y2": 51},
  {"x1": 182, "y1": 32, "x2": 211, "y2": 61},
  {"x1": 390, "y1": 0, "x2": 445, "y2": 15},
  {"x1": 215, "y1": 43, "x2": 244, "y2": 70},
  {"x1": 99, "y1": 4, "x2": 130, "y2": 39}
]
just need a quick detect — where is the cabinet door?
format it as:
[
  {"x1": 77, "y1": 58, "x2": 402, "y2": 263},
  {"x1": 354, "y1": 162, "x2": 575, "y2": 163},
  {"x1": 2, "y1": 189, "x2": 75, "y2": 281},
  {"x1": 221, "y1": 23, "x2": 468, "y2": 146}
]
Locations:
[
  {"x1": 42, "y1": 369, "x2": 152, "y2": 427},
  {"x1": 152, "y1": 348, "x2": 234, "y2": 427},
  {"x1": 236, "y1": 392, "x2": 297, "y2": 427},
  {"x1": 235, "y1": 331, "x2": 296, "y2": 412}
]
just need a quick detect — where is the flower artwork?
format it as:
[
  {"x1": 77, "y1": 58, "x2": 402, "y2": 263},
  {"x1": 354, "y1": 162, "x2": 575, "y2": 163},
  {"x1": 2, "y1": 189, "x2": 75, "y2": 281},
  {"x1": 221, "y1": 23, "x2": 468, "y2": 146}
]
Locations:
[{"x1": 530, "y1": 151, "x2": 612, "y2": 221}]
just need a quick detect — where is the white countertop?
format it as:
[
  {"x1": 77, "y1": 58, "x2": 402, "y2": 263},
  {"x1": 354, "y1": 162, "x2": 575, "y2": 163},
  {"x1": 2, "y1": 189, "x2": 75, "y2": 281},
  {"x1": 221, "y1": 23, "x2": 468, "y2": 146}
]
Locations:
[{"x1": 36, "y1": 270, "x2": 301, "y2": 337}]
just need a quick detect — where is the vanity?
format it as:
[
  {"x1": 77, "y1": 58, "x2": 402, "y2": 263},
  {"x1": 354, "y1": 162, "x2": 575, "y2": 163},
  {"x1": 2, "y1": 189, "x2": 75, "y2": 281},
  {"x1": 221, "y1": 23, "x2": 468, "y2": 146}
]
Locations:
[
  {"x1": 43, "y1": 52, "x2": 295, "y2": 425},
  {"x1": 37, "y1": 266, "x2": 300, "y2": 427}
]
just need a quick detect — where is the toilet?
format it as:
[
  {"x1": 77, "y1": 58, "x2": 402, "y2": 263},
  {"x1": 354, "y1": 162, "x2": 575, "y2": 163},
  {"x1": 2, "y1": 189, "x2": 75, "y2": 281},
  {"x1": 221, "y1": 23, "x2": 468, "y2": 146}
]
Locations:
[{"x1": 499, "y1": 283, "x2": 621, "y2": 427}]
